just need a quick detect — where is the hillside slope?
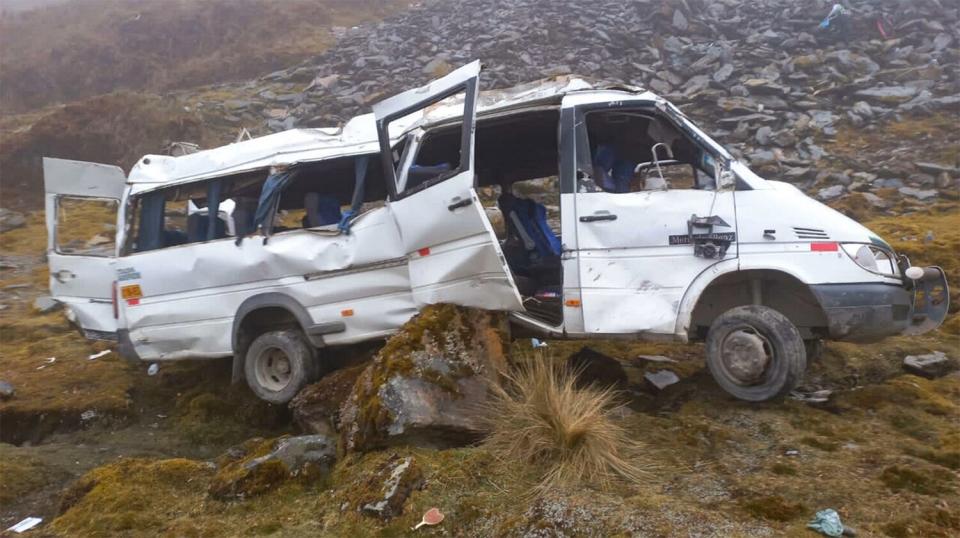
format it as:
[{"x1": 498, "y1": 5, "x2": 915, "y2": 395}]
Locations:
[{"x1": 0, "y1": 0, "x2": 404, "y2": 113}]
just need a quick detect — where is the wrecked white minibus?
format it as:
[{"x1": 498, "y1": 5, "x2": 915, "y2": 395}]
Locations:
[{"x1": 44, "y1": 61, "x2": 949, "y2": 404}]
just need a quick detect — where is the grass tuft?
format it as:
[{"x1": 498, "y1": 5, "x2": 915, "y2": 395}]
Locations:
[{"x1": 482, "y1": 356, "x2": 648, "y2": 494}]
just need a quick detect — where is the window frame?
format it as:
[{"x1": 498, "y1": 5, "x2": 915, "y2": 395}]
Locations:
[
  {"x1": 566, "y1": 101, "x2": 738, "y2": 195},
  {"x1": 376, "y1": 78, "x2": 478, "y2": 201},
  {"x1": 53, "y1": 194, "x2": 119, "y2": 258}
]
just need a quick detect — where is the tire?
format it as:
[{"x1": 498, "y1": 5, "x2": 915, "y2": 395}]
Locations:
[
  {"x1": 244, "y1": 329, "x2": 318, "y2": 404},
  {"x1": 705, "y1": 305, "x2": 806, "y2": 402}
]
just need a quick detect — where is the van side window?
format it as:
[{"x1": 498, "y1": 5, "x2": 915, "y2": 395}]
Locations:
[
  {"x1": 55, "y1": 196, "x2": 117, "y2": 256},
  {"x1": 577, "y1": 109, "x2": 719, "y2": 193},
  {"x1": 126, "y1": 171, "x2": 264, "y2": 253},
  {"x1": 264, "y1": 154, "x2": 387, "y2": 236}
]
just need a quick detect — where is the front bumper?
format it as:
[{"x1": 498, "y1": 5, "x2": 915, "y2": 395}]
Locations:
[
  {"x1": 812, "y1": 283, "x2": 912, "y2": 342},
  {"x1": 811, "y1": 267, "x2": 950, "y2": 342}
]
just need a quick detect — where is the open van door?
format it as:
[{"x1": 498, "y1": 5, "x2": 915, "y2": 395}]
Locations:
[
  {"x1": 43, "y1": 158, "x2": 125, "y2": 339},
  {"x1": 373, "y1": 61, "x2": 523, "y2": 311}
]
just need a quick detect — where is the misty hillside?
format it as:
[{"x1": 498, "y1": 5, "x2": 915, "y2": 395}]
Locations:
[{"x1": 0, "y1": 0, "x2": 404, "y2": 113}]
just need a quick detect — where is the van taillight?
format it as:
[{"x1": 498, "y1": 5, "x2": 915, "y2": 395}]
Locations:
[{"x1": 112, "y1": 281, "x2": 118, "y2": 319}]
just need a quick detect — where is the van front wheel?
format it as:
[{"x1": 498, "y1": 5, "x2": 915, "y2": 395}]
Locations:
[
  {"x1": 705, "y1": 305, "x2": 806, "y2": 402},
  {"x1": 244, "y1": 329, "x2": 318, "y2": 404}
]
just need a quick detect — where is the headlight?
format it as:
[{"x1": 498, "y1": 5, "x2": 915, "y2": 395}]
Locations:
[{"x1": 841, "y1": 243, "x2": 898, "y2": 275}]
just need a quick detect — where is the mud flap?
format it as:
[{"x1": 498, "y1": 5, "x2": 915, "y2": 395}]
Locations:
[{"x1": 902, "y1": 266, "x2": 950, "y2": 336}]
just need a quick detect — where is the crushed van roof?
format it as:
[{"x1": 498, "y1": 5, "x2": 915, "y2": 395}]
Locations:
[{"x1": 126, "y1": 76, "x2": 646, "y2": 187}]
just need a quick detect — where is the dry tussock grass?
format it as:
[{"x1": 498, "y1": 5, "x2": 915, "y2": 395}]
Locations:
[{"x1": 483, "y1": 355, "x2": 648, "y2": 494}]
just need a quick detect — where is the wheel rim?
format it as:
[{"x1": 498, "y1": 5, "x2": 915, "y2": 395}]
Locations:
[
  {"x1": 254, "y1": 347, "x2": 292, "y2": 392},
  {"x1": 718, "y1": 326, "x2": 773, "y2": 386}
]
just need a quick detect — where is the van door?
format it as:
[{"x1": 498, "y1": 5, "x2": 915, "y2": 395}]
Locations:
[
  {"x1": 564, "y1": 101, "x2": 738, "y2": 335},
  {"x1": 43, "y1": 157, "x2": 126, "y2": 338},
  {"x1": 373, "y1": 61, "x2": 523, "y2": 311}
]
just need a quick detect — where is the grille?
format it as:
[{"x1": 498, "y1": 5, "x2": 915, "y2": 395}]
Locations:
[{"x1": 793, "y1": 226, "x2": 830, "y2": 240}]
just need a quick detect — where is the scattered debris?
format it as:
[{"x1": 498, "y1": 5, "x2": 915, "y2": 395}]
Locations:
[
  {"x1": 88, "y1": 350, "x2": 111, "y2": 361},
  {"x1": 636, "y1": 354, "x2": 678, "y2": 364},
  {"x1": 80, "y1": 410, "x2": 98, "y2": 421},
  {"x1": 413, "y1": 507, "x2": 445, "y2": 531},
  {"x1": 0, "y1": 380, "x2": 14, "y2": 400},
  {"x1": 807, "y1": 508, "x2": 844, "y2": 537},
  {"x1": 530, "y1": 338, "x2": 548, "y2": 348},
  {"x1": 790, "y1": 389, "x2": 833, "y2": 404},
  {"x1": 903, "y1": 351, "x2": 955, "y2": 379},
  {"x1": 644, "y1": 370, "x2": 680, "y2": 391},
  {"x1": 6, "y1": 517, "x2": 42, "y2": 533},
  {"x1": 785, "y1": 449, "x2": 800, "y2": 457},
  {"x1": 36, "y1": 357, "x2": 56, "y2": 370},
  {"x1": 147, "y1": 363, "x2": 159, "y2": 376}
]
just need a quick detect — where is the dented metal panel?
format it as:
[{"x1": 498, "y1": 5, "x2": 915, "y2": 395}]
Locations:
[
  {"x1": 119, "y1": 207, "x2": 416, "y2": 360},
  {"x1": 574, "y1": 189, "x2": 737, "y2": 335}
]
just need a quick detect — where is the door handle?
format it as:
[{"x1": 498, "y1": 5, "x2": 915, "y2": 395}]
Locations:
[
  {"x1": 579, "y1": 214, "x2": 617, "y2": 223},
  {"x1": 52, "y1": 269, "x2": 75, "y2": 283},
  {"x1": 447, "y1": 198, "x2": 472, "y2": 211}
]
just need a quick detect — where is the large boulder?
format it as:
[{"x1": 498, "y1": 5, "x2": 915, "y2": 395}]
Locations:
[
  {"x1": 208, "y1": 434, "x2": 336, "y2": 499},
  {"x1": 339, "y1": 304, "x2": 509, "y2": 453},
  {"x1": 290, "y1": 364, "x2": 367, "y2": 436}
]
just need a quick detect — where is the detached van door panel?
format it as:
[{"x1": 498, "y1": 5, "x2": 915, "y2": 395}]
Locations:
[
  {"x1": 43, "y1": 158, "x2": 125, "y2": 336},
  {"x1": 374, "y1": 61, "x2": 523, "y2": 311}
]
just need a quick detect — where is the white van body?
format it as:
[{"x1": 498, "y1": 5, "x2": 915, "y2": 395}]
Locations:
[{"x1": 44, "y1": 61, "x2": 949, "y2": 402}]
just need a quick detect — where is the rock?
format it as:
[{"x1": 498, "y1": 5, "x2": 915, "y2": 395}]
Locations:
[
  {"x1": 755, "y1": 126, "x2": 772, "y2": 145},
  {"x1": 0, "y1": 209, "x2": 26, "y2": 233},
  {"x1": 290, "y1": 364, "x2": 367, "y2": 436},
  {"x1": 0, "y1": 380, "x2": 14, "y2": 400},
  {"x1": 672, "y1": 9, "x2": 688, "y2": 31},
  {"x1": 636, "y1": 355, "x2": 677, "y2": 364},
  {"x1": 423, "y1": 57, "x2": 452, "y2": 77},
  {"x1": 566, "y1": 347, "x2": 627, "y2": 388},
  {"x1": 33, "y1": 296, "x2": 62, "y2": 314},
  {"x1": 713, "y1": 63, "x2": 734, "y2": 83},
  {"x1": 915, "y1": 162, "x2": 960, "y2": 177},
  {"x1": 790, "y1": 389, "x2": 832, "y2": 404},
  {"x1": 359, "y1": 455, "x2": 424, "y2": 519},
  {"x1": 817, "y1": 185, "x2": 845, "y2": 201},
  {"x1": 339, "y1": 304, "x2": 509, "y2": 453},
  {"x1": 861, "y1": 192, "x2": 889, "y2": 209},
  {"x1": 903, "y1": 351, "x2": 955, "y2": 379},
  {"x1": 898, "y1": 187, "x2": 937, "y2": 201},
  {"x1": 644, "y1": 370, "x2": 680, "y2": 391},
  {"x1": 854, "y1": 86, "x2": 919, "y2": 104},
  {"x1": 208, "y1": 434, "x2": 337, "y2": 499}
]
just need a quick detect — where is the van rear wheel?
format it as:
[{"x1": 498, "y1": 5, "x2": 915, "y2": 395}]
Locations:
[
  {"x1": 244, "y1": 329, "x2": 318, "y2": 404},
  {"x1": 705, "y1": 305, "x2": 806, "y2": 402}
]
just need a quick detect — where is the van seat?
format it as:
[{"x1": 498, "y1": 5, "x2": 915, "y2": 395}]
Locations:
[
  {"x1": 305, "y1": 192, "x2": 342, "y2": 227},
  {"x1": 186, "y1": 212, "x2": 227, "y2": 242},
  {"x1": 498, "y1": 193, "x2": 561, "y2": 261}
]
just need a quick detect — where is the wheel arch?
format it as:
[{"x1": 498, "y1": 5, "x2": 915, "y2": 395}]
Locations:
[
  {"x1": 231, "y1": 293, "x2": 344, "y2": 383},
  {"x1": 678, "y1": 266, "x2": 829, "y2": 341}
]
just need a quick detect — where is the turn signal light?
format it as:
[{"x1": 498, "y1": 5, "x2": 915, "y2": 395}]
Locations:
[{"x1": 810, "y1": 242, "x2": 838, "y2": 252}]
